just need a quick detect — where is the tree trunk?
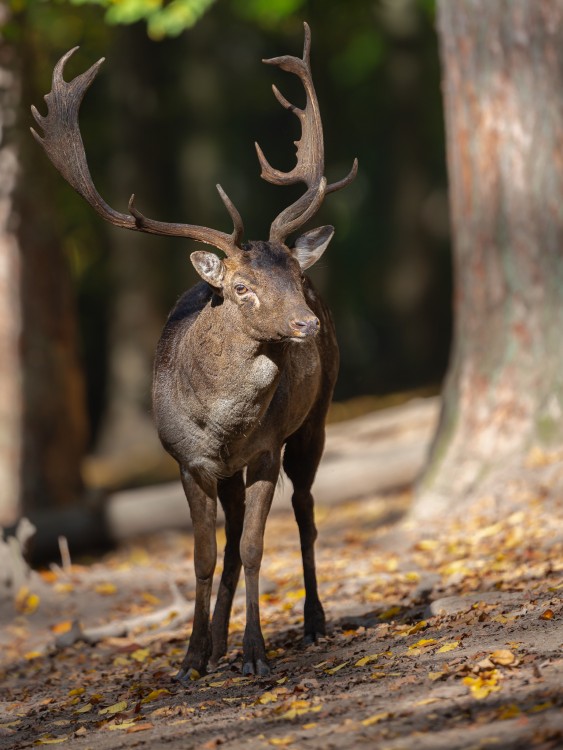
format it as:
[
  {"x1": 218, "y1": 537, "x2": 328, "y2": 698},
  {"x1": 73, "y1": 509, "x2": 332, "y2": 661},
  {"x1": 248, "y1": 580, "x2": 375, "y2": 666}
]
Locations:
[
  {"x1": 414, "y1": 0, "x2": 563, "y2": 519},
  {"x1": 0, "y1": 32, "x2": 22, "y2": 525}
]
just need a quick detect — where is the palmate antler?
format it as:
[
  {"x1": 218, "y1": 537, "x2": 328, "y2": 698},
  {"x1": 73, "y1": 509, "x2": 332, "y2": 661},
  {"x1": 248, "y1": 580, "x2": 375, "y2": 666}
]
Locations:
[
  {"x1": 256, "y1": 22, "x2": 358, "y2": 244},
  {"x1": 31, "y1": 48, "x2": 244, "y2": 256}
]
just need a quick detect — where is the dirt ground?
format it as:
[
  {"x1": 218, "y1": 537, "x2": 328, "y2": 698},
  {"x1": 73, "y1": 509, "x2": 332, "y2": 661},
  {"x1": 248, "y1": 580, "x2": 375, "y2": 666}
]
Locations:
[{"x1": 1, "y1": 483, "x2": 562, "y2": 750}]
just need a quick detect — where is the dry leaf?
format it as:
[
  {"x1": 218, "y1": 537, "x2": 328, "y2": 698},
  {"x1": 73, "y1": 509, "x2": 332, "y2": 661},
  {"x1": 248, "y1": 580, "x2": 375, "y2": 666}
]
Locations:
[
  {"x1": 489, "y1": 650, "x2": 515, "y2": 666},
  {"x1": 436, "y1": 641, "x2": 459, "y2": 654},
  {"x1": 51, "y1": 621, "x2": 73, "y2": 635},
  {"x1": 131, "y1": 648, "x2": 150, "y2": 662},
  {"x1": 107, "y1": 720, "x2": 136, "y2": 731},
  {"x1": 463, "y1": 670, "x2": 501, "y2": 700},
  {"x1": 141, "y1": 689, "x2": 170, "y2": 704},
  {"x1": 126, "y1": 722, "x2": 154, "y2": 733},
  {"x1": 15, "y1": 587, "x2": 40, "y2": 615},
  {"x1": 361, "y1": 712, "x2": 390, "y2": 727},
  {"x1": 379, "y1": 606, "x2": 401, "y2": 620},
  {"x1": 497, "y1": 704, "x2": 521, "y2": 720},
  {"x1": 36, "y1": 736, "x2": 69, "y2": 745},
  {"x1": 269, "y1": 737, "x2": 294, "y2": 746},
  {"x1": 408, "y1": 638, "x2": 436, "y2": 650},
  {"x1": 539, "y1": 609, "x2": 554, "y2": 620},
  {"x1": 74, "y1": 703, "x2": 93, "y2": 714},
  {"x1": 99, "y1": 701, "x2": 128, "y2": 715},
  {"x1": 354, "y1": 654, "x2": 379, "y2": 667},
  {"x1": 94, "y1": 582, "x2": 118, "y2": 595},
  {"x1": 325, "y1": 661, "x2": 349, "y2": 675}
]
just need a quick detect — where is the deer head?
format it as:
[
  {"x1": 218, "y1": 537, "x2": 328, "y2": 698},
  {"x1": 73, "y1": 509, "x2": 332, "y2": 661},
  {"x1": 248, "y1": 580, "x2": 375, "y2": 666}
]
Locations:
[{"x1": 31, "y1": 23, "x2": 357, "y2": 342}]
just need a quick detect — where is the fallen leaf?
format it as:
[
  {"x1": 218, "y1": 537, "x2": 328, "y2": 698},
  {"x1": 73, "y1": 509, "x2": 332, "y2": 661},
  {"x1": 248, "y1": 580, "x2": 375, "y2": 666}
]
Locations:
[
  {"x1": 268, "y1": 737, "x2": 294, "y2": 746},
  {"x1": 361, "y1": 712, "x2": 390, "y2": 727},
  {"x1": 94, "y1": 582, "x2": 118, "y2": 596},
  {"x1": 437, "y1": 641, "x2": 459, "y2": 653},
  {"x1": 354, "y1": 654, "x2": 379, "y2": 667},
  {"x1": 107, "y1": 720, "x2": 136, "y2": 731},
  {"x1": 463, "y1": 670, "x2": 501, "y2": 700},
  {"x1": 408, "y1": 638, "x2": 436, "y2": 650},
  {"x1": 131, "y1": 648, "x2": 151, "y2": 662},
  {"x1": 325, "y1": 661, "x2": 349, "y2": 675},
  {"x1": 141, "y1": 592, "x2": 161, "y2": 606},
  {"x1": 379, "y1": 606, "x2": 401, "y2": 620},
  {"x1": 539, "y1": 609, "x2": 554, "y2": 620},
  {"x1": 24, "y1": 651, "x2": 43, "y2": 660},
  {"x1": 15, "y1": 587, "x2": 40, "y2": 615},
  {"x1": 36, "y1": 736, "x2": 69, "y2": 745},
  {"x1": 51, "y1": 621, "x2": 73, "y2": 635},
  {"x1": 489, "y1": 650, "x2": 515, "y2": 666},
  {"x1": 99, "y1": 701, "x2": 128, "y2": 715},
  {"x1": 126, "y1": 722, "x2": 154, "y2": 733},
  {"x1": 68, "y1": 688, "x2": 85, "y2": 697},
  {"x1": 141, "y1": 689, "x2": 170, "y2": 703},
  {"x1": 74, "y1": 703, "x2": 93, "y2": 714},
  {"x1": 528, "y1": 702, "x2": 553, "y2": 713},
  {"x1": 497, "y1": 704, "x2": 521, "y2": 720}
]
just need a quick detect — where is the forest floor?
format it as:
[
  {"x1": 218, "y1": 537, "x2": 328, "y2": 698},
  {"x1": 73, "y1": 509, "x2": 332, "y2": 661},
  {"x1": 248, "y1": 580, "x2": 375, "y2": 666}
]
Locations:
[{"x1": 1, "y1": 409, "x2": 562, "y2": 749}]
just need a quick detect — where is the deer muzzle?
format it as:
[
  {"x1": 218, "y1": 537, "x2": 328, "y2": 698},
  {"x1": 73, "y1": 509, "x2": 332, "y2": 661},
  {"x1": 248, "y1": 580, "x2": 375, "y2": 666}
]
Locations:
[{"x1": 289, "y1": 312, "x2": 320, "y2": 339}]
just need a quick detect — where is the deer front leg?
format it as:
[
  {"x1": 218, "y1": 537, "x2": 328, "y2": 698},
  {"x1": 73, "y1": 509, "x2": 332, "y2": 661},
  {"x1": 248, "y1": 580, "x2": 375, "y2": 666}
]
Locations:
[
  {"x1": 176, "y1": 467, "x2": 217, "y2": 685},
  {"x1": 240, "y1": 452, "x2": 280, "y2": 677},
  {"x1": 210, "y1": 472, "x2": 245, "y2": 667}
]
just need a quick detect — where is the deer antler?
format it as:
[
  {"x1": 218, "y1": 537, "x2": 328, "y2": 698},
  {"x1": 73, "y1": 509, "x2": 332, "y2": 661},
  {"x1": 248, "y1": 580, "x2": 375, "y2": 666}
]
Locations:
[
  {"x1": 256, "y1": 22, "x2": 358, "y2": 244},
  {"x1": 31, "y1": 47, "x2": 244, "y2": 255}
]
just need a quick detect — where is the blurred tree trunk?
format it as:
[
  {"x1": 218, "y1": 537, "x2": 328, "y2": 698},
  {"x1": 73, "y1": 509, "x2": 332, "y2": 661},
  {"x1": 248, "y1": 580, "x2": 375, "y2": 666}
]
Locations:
[
  {"x1": 15, "y1": 21, "x2": 89, "y2": 518},
  {"x1": 0, "y1": 33, "x2": 22, "y2": 524},
  {"x1": 414, "y1": 0, "x2": 563, "y2": 518},
  {"x1": 92, "y1": 26, "x2": 174, "y2": 483}
]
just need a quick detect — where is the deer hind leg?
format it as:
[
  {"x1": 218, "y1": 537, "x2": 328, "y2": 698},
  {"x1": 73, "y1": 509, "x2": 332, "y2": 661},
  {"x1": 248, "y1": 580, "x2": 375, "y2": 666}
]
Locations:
[
  {"x1": 209, "y1": 471, "x2": 245, "y2": 667},
  {"x1": 283, "y1": 421, "x2": 326, "y2": 643},
  {"x1": 176, "y1": 467, "x2": 217, "y2": 685}
]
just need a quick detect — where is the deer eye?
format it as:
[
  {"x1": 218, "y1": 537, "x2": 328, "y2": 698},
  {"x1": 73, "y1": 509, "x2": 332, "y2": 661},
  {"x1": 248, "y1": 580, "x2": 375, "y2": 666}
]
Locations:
[{"x1": 234, "y1": 283, "x2": 249, "y2": 296}]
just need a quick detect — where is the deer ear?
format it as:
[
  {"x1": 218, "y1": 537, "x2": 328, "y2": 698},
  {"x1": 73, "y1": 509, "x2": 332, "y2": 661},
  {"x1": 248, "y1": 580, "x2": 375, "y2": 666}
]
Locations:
[
  {"x1": 190, "y1": 251, "x2": 225, "y2": 288},
  {"x1": 293, "y1": 225, "x2": 334, "y2": 270}
]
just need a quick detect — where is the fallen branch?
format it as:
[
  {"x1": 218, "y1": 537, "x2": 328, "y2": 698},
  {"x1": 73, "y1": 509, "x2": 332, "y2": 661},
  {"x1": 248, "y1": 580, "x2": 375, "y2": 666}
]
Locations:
[{"x1": 55, "y1": 582, "x2": 194, "y2": 647}]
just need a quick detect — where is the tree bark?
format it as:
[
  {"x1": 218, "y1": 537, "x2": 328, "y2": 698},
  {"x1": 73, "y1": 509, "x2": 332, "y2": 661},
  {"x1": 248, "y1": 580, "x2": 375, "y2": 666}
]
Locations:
[
  {"x1": 0, "y1": 29, "x2": 22, "y2": 525},
  {"x1": 414, "y1": 0, "x2": 563, "y2": 518}
]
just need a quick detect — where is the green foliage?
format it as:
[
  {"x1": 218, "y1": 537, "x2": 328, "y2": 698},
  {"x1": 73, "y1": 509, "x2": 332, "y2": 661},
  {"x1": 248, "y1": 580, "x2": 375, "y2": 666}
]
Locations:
[
  {"x1": 231, "y1": 0, "x2": 306, "y2": 27},
  {"x1": 68, "y1": 0, "x2": 218, "y2": 39}
]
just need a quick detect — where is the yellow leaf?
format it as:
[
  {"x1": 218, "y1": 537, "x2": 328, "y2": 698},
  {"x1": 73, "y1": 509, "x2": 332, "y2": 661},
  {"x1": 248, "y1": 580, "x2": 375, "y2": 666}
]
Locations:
[
  {"x1": 112, "y1": 656, "x2": 130, "y2": 667},
  {"x1": 269, "y1": 737, "x2": 294, "y2": 746},
  {"x1": 379, "y1": 606, "x2": 401, "y2": 620},
  {"x1": 415, "y1": 539, "x2": 439, "y2": 551},
  {"x1": 36, "y1": 736, "x2": 69, "y2": 745},
  {"x1": 99, "y1": 701, "x2": 128, "y2": 715},
  {"x1": 355, "y1": 654, "x2": 379, "y2": 667},
  {"x1": 0, "y1": 721, "x2": 21, "y2": 728},
  {"x1": 15, "y1": 587, "x2": 40, "y2": 615},
  {"x1": 24, "y1": 651, "x2": 43, "y2": 660},
  {"x1": 361, "y1": 712, "x2": 390, "y2": 726},
  {"x1": 528, "y1": 701, "x2": 553, "y2": 713},
  {"x1": 74, "y1": 704, "x2": 93, "y2": 714},
  {"x1": 437, "y1": 641, "x2": 459, "y2": 653},
  {"x1": 141, "y1": 689, "x2": 170, "y2": 704},
  {"x1": 54, "y1": 582, "x2": 74, "y2": 594},
  {"x1": 276, "y1": 677, "x2": 288, "y2": 685},
  {"x1": 324, "y1": 661, "x2": 349, "y2": 675},
  {"x1": 257, "y1": 691, "x2": 279, "y2": 705},
  {"x1": 68, "y1": 688, "x2": 85, "y2": 697},
  {"x1": 126, "y1": 722, "x2": 154, "y2": 733},
  {"x1": 428, "y1": 671, "x2": 446, "y2": 681},
  {"x1": 131, "y1": 648, "x2": 150, "y2": 663},
  {"x1": 415, "y1": 698, "x2": 440, "y2": 706},
  {"x1": 403, "y1": 620, "x2": 427, "y2": 636},
  {"x1": 408, "y1": 638, "x2": 437, "y2": 650},
  {"x1": 491, "y1": 614, "x2": 509, "y2": 624},
  {"x1": 497, "y1": 704, "x2": 521, "y2": 720},
  {"x1": 94, "y1": 582, "x2": 117, "y2": 596},
  {"x1": 539, "y1": 609, "x2": 554, "y2": 620},
  {"x1": 107, "y1": 720, "x2": 136, "y2": 731},
  {"x1": 141, "y1": 592, "x2": 161, "y2": 606},
  {"x1": 370, "y1": 671, "x2": 386, "y2": 680},
  {"x1": 463, "y1": 670, "x2": 501, "y2": 700},
  {"x1": 404, "y1": 571, "x2": 421, "y2": 582},
  {"x1": 302, "y1": 723, "x2": 317, "y2": 730},
  {"x1": 489, "y1": 650, "x2": 515, "y2": 666},
  {"x1": 209, "y1": 681, "x2": 227, "y2": 688},
  {"x1": 51, "y1": 621, "x2": 73, "y2": 635}
]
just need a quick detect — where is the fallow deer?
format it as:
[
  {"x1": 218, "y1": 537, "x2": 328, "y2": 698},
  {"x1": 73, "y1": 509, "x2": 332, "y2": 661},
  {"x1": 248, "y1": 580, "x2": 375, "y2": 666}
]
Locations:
[{"x1": 32, "y1": 23, "x2": 357, "y2": 682}]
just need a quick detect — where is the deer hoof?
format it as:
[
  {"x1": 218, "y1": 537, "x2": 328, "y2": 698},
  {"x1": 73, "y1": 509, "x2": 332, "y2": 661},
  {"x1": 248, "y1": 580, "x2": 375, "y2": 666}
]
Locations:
[
  {"x1": 174, "y1": 666, "x2": 203, "y2": 686},
  {"x1": 242, "y1": 658, "x2": 270, "y2": 677}
]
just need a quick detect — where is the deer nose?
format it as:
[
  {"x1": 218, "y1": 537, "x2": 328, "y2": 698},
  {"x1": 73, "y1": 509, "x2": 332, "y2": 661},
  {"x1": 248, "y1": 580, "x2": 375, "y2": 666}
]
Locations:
[{"x1": 290, "y1": 314, "x2": 320, "y2": 338}]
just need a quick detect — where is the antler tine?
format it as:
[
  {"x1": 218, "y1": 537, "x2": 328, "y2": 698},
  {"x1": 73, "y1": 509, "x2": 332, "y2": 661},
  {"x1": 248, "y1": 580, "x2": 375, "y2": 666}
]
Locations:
[
  {"x1": 256, "y1": 22, "x2": 357, "y2": 244},
  {"x1": 31, "y1": 48, "x2": 244, "y2": 256}
]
